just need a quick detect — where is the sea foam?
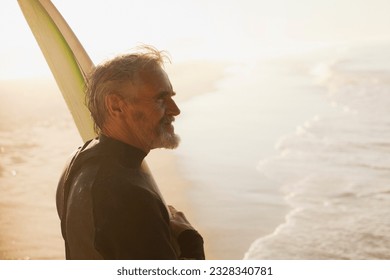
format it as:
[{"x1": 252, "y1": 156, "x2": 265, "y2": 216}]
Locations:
[{"x1": 245, "y1": 43, "x2": 390, "y2": 259}]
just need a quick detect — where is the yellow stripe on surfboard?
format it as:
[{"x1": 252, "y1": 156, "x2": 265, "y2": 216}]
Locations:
[{"x1": 17, "y1": 0, "x2": 166, "y2": 206}]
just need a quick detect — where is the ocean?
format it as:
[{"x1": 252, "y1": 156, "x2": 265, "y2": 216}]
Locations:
[
  {"x1": 244, "y1": 43, "x2": 390, "y2": 259},
  {"x1": 1, "y1": 42, "x2": 390, "y2": 259},
  {"x1": 174, "y1": 42, "x2": 390, "y2": 259}
]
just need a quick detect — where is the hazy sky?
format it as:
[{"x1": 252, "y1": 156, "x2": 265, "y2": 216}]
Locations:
[{"x1": 2, "y1": 0, "x2": 390, "y2": 79}]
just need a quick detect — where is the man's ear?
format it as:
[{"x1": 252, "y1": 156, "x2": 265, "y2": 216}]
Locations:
[{"x1": 105, "y1": 94, "x2": 126, "y2": 117}]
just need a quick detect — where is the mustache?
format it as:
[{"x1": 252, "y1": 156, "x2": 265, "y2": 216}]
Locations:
[{"x1": 160, "y1": 116, "x2": 175, "y2": 125}]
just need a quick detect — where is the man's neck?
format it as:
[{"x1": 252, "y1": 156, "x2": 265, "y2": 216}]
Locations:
[{"x1": 101, "y1": 125, "x2": 151, "y2": 154}]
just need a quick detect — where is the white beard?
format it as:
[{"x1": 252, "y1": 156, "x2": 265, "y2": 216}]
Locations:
[{"x1": 152, "y1": 124, "x2": 180, "y2": 149}]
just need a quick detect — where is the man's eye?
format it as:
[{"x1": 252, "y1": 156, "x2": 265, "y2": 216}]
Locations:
[{"x1": 156, "y1": 96, "x2": 166, "y2": 105}]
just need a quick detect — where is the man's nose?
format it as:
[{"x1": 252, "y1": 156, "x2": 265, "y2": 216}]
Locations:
[{"x1": 167, "y1": 98, "x2": 181, "y2": 116}]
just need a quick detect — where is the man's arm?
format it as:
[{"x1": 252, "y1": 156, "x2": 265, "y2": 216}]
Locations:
[
  {"x1": 93, "y1": 181, "x2": 179, "y2": 259},
  {"x1": 169, "y1": 206, "x2": 205, "y2": 259}
]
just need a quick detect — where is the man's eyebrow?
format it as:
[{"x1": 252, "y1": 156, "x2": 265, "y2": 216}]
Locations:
[{"x1": 157, "y1": 91, "x2": 176, "y2": 98}]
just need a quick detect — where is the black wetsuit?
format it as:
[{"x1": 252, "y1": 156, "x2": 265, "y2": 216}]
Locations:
[{"x1": 56, "y1": 134, "x2": 205, "y2": 260}]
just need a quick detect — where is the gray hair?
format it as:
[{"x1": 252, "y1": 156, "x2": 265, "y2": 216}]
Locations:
[{"x1": 85, "y1": 45, "x2": 170, "y2": 133}]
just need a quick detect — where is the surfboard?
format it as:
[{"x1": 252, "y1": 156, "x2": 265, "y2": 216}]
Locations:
[
  {"x1": 18, "y1": 0, "x2": 94, "y2": 141},
  {"x1": 17, "y1": 0, "x2": 167, "y2": 207}
]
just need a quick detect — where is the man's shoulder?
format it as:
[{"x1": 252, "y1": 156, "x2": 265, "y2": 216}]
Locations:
[
  {"x1": 69, "y1": 137, "x2": 163, "y2": 203},
  {"x1": 91, "y1": 167, "x2": 167, "y2": 219},
  {"x1": 72, "y1": 137, "x2": 119, "y2": 171},
  {"x1": 92, "y1": 167, "x2": 159, "y2": 199}
]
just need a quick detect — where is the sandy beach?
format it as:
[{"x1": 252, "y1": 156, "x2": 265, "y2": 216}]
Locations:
[{"x1": 0, "y1": 60, "x2": 287, "y2": 259}]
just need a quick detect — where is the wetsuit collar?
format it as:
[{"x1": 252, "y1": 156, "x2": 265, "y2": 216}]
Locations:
[{"x1": 98, "y1": 134, "x2": 148, "y2": 168}]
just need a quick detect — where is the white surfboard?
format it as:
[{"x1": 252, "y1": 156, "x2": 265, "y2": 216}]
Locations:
[{"x1": 18, "y1": 0, "x2": 167, "y2": 207}]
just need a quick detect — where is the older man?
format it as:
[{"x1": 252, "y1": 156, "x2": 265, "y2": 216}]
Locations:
[{"x1": 56, "y1": 46, "x2": 205, "y2": 260}]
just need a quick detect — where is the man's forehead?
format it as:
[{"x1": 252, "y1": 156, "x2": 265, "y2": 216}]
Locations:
[
  {"x1": 120, "y1": 67, "x2": 174, "y2": 98},
  {"x1": 138, "y1": 67, "x2": 169, "y2": 81},
  {"x1": 137, "y1": 68, "x2": 173, "y2": 90}
]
